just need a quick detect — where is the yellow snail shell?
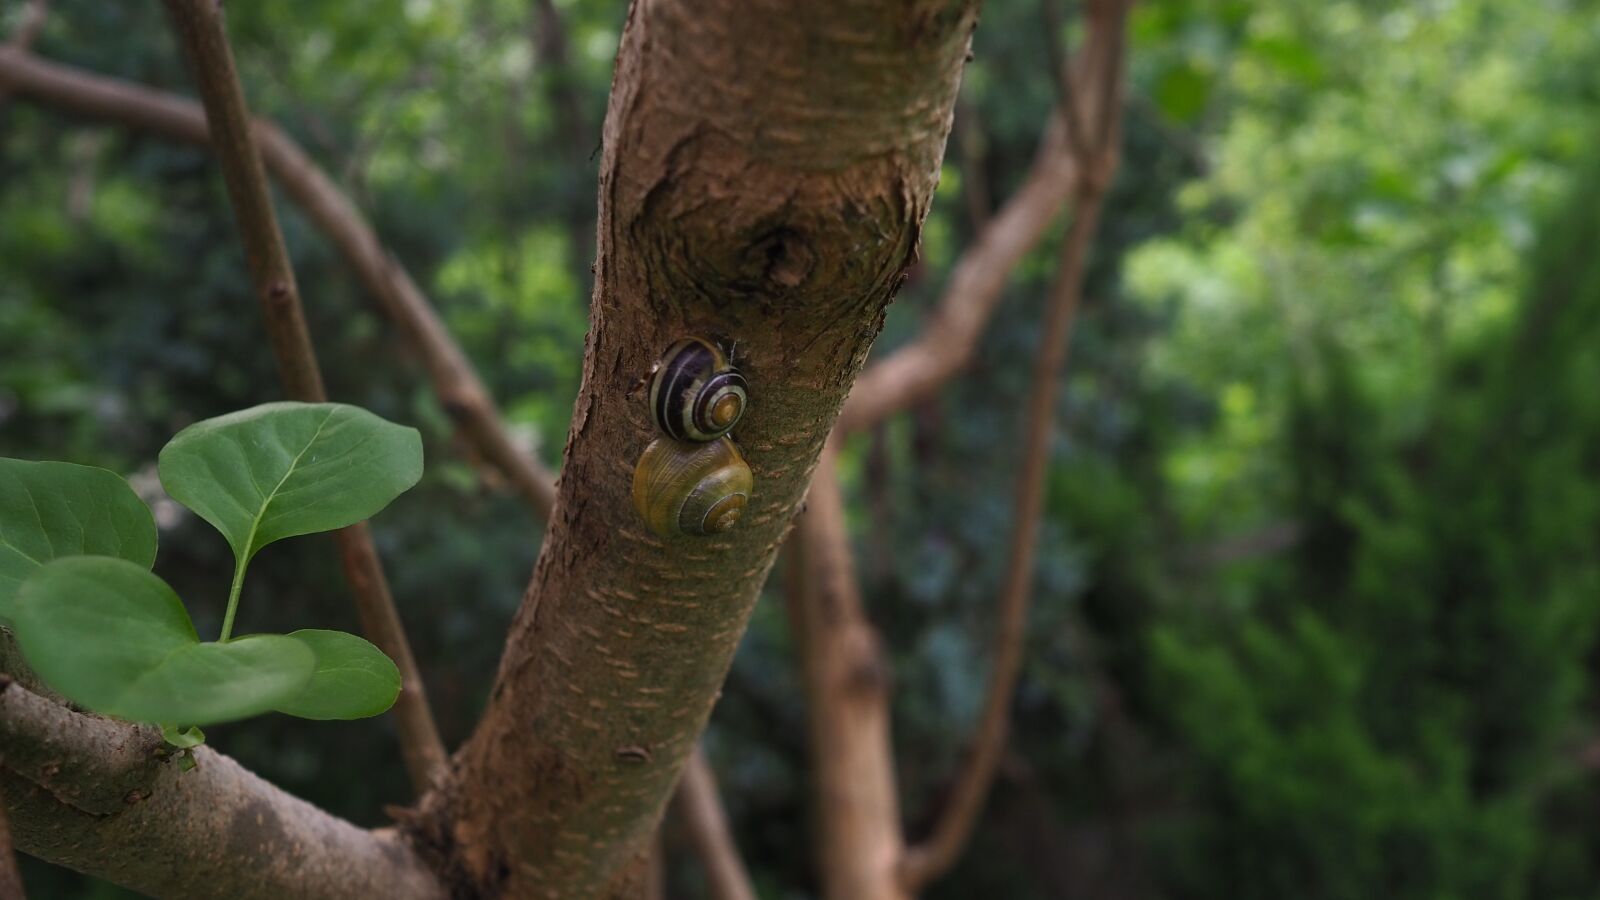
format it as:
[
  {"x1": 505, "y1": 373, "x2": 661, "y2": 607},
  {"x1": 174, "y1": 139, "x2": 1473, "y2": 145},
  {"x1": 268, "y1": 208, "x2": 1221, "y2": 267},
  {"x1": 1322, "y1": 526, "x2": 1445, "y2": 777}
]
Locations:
[{"x1": 632, "y1": 437, "x2": 754, "y2": 537}]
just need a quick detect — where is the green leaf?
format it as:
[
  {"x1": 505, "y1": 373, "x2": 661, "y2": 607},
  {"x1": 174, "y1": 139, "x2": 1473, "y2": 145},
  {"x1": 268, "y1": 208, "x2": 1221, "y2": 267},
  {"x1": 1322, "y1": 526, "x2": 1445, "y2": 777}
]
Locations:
[
  {"x1": 161, "y1": 724, "x2": 207, "y2": 749},
  {"x1": 274, "y1": 629, "x2": 401, "y2": 720},
  {"x1": 0, "y1": 459, "x2": 157, "y2": 621},
  {"x1": 12, "y1": 558, "x2": 315, "y2": 726},
  {"x1": 157, "y1": 403, "x2": 423, "y2": 564}
]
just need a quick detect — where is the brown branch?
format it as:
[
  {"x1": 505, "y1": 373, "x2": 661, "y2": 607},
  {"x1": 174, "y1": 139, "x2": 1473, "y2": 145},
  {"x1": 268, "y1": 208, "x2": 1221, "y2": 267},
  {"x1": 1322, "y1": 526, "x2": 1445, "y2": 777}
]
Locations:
[
  {"x1": 1089, "y1": 0, "x2": 1129, "y2": 164},
  {"x1": 3, "y1": 0, "x2": 45, "y2": 51},
  {"x1": 0, "y1": 763, "x2": 22, "y2": 900},
  {"x1": 953, "y1": 94, "x2": 992, "y2": 233},
  {"x1": 1181, "y1": 520, "x2": 1304, "y2": 569},
  {"x1": 792, "y1": 449, "x2": 908, "y2": 900},
  {"x1": 162, "y1": 0, "x2": 322, "y2": 398},
  {"x1": 160, "y1": 0, "x2": 448, "y2": 793},
  {"x1": 901, "y1": 179, "x2": 1111, "y2": 895},
  {"x1": 0, "y1": 0, "x2": 44, "y2": 111},
  {"x1": 533, "y1": 0, "x2": 592, "y2": 165},
  {"x1": 900, "y1": 5, "x2": 1131, "y2": 890},
  {"x1": 0, "y1": 49, "x2": 560, "y2": 518},
  {"x1": 0, "y1": 679, "x2": 444, "y2": 899},
  {"x1": 786, "y1": 9, "x2": 1130, "y2": 897},
  {"x1": 834, "y1": 121, "x2": 1073, "y2": 435},
  {"x1": 837, "y1": 3, "x2": 1131, "y2": 437},
  {"x1": 673, "y1": 747, "x2": 757, "y2": 900},
  {"x1": 1041, "y1": 0, "x2": 1089, "y2": 162}
]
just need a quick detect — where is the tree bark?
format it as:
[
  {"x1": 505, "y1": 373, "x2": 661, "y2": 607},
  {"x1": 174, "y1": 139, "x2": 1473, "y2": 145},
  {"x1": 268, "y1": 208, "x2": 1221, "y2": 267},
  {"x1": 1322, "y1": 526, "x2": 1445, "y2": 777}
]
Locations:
[
  {"x1": 0, "y1": 680, "x2": 443, "y2": 900},
  {"x1": 408, "y1": 1, "x2": 978, "y2": 896}
]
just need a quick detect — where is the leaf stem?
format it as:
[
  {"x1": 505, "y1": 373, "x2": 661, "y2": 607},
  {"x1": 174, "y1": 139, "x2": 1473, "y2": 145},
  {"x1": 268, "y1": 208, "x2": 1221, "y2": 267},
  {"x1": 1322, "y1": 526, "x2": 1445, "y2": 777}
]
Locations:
[{"x1": 218, "y1": 553, "x2": 248, "y2": 642}]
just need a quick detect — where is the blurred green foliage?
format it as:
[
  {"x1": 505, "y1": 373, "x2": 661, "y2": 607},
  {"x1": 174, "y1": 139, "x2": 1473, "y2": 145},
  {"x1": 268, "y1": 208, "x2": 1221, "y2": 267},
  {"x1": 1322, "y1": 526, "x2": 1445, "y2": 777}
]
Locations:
[{"x1": 2, "y1": 0, "x2": 1599, "y2": 897}]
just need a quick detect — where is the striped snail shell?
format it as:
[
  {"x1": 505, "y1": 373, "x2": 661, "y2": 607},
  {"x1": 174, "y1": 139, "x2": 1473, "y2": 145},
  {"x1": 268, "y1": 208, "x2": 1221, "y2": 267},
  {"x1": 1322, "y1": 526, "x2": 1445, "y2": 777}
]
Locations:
[
  {"x1": 632, "y1": 437, "x2": 753, "y2": 537},
  {"x1": 648, "y1": 338, "x2": 747, "y2": 442}
]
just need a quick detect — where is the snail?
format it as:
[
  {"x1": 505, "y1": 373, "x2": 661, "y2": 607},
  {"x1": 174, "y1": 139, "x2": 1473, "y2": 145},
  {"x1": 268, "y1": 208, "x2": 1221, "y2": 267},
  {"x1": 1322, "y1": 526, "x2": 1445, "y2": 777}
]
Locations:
[
  {"x1": 648, "y1": 338, "x2": 747, "y2": 442},
  {"x1": 632, "y1": 437, "x2": 753, "y2": 537}
]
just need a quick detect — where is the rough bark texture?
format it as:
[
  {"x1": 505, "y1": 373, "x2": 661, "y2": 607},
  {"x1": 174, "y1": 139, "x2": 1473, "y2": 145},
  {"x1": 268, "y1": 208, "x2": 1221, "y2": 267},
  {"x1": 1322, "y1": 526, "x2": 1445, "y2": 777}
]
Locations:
[
  {"x1": 0, "y1": 680, "x2": 444, "y2": 900},
  {"x1": 793, "y1": 451, "x2": 908, "y2": 900},
  {"x1": 410, "y1": 1, "x2": 978, "y2": 896}
]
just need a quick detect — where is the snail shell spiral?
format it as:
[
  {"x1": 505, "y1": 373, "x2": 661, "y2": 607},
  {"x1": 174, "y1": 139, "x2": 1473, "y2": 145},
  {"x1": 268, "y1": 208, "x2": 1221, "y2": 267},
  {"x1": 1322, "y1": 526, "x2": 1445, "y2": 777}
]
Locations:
[
  {"x1": 648, "y1": 338, "x2": 748, "y2": 442},
  {"x1": 632, "y1": 437, "x2": 754, "y2": 537}
]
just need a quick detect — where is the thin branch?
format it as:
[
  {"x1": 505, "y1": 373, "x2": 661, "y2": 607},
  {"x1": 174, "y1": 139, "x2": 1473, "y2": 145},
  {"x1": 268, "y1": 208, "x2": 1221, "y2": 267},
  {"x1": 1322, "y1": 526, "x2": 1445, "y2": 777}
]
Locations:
[
  {"x1": 162, "y1": 0, "x2": 321, "y2": 398},
  {"x1": 900, "y1": 6, "x2": 1130, "y2": 890},
  {"x1": 673, "y1": 748, "x2": 757, "y2": 900},
  {"x1": 837, "y1": 36, "x2": 1125, "y2": 436},
  {"x1": 1040, "y1": 0, "x2": 1089, "y2": 162},
  {"x1": 953, "y1": 94, "x2": 992, "y2": 233},
  {"x1": 160, "y1": 0, "x2": 448, "y2": 792},
  {"x1": 4, "y1": 0, "x2": 45, "y2": 50},
  {"x1": 792, "y1": 449, "x2": 908, "y2": 900},
  {"x1": 0, "y1": 764, "x2": 23, "y2": 900},
  {"x1": 1089, "y1": 0, "x2": 1129, "y2": 163},
  {"x1": 835, "y1": 120, "x2": 1074, "y2": 435},
  {"x1": 1182, "y1": 520, "x2": 1304, "y2": 569},
  {"x1": 532, "y1": 0, "x2": 592, "y2": 164},
  {"x1": 901, "y1": 182, "x2": 1111, "y2": 894},
  {"x1": 0, "y1": 679, "x2": 444, "y2": 899},
  {"x1": 0, "y1": 0, "x2": 46, "y2": 109},
  {"x1": 0, "y1": 49, "x2": 560, "y2": 518}
]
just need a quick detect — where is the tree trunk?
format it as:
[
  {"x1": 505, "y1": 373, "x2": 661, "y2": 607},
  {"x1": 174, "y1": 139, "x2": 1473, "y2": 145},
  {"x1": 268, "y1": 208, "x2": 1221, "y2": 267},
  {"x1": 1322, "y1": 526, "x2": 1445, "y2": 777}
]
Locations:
[{"x1": 409, "y1": 0, "x2": 978, "y2": 896}]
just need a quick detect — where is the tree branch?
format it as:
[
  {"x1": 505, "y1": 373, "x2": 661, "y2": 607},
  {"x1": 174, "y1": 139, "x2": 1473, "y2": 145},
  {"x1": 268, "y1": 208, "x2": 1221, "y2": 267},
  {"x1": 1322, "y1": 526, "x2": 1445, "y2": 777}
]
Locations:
[
  {"x1": 162, "y1": 0, "x2": 321, "y2": 399},
  {"x1": 0, "y1": 49, "x2": 560, "y2": 519},
  {"x1": 833, "y1": 120, "x2": 1071, "y2": 435},
  {"x1": 0, "y1": 679, "x2": 444, "y2": 900},
  {"x1": 899, "y1": 5, "x2": 1131, "y2": 890},
  {"x1": 0, "y1": 763, "x2": 23, "y2": 900},
  {"x1": 3, "y1": 0, "x2": 45, "y2": 50},
  {"x1": 0, "y1": 0, "x2": 44, "y2": 113},
  {"x1": 791, "y1": 450, "x2": 908, "y2": 900},
  {"x1": 673, "y1": 748, "x2": 757, "y2": 900},
  {"x1": 160, "y1": 0, "x2": 448, "y2": 792},
  {"x1": 953, "y1": 94, "x2": 992, "y2": 233},
  {"x1": 836, "y1": 5, "x2": 1127, "y2": 437},
  {"x1": 1041, "y1": 0, "x2": 1090, "y2": 162}
]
